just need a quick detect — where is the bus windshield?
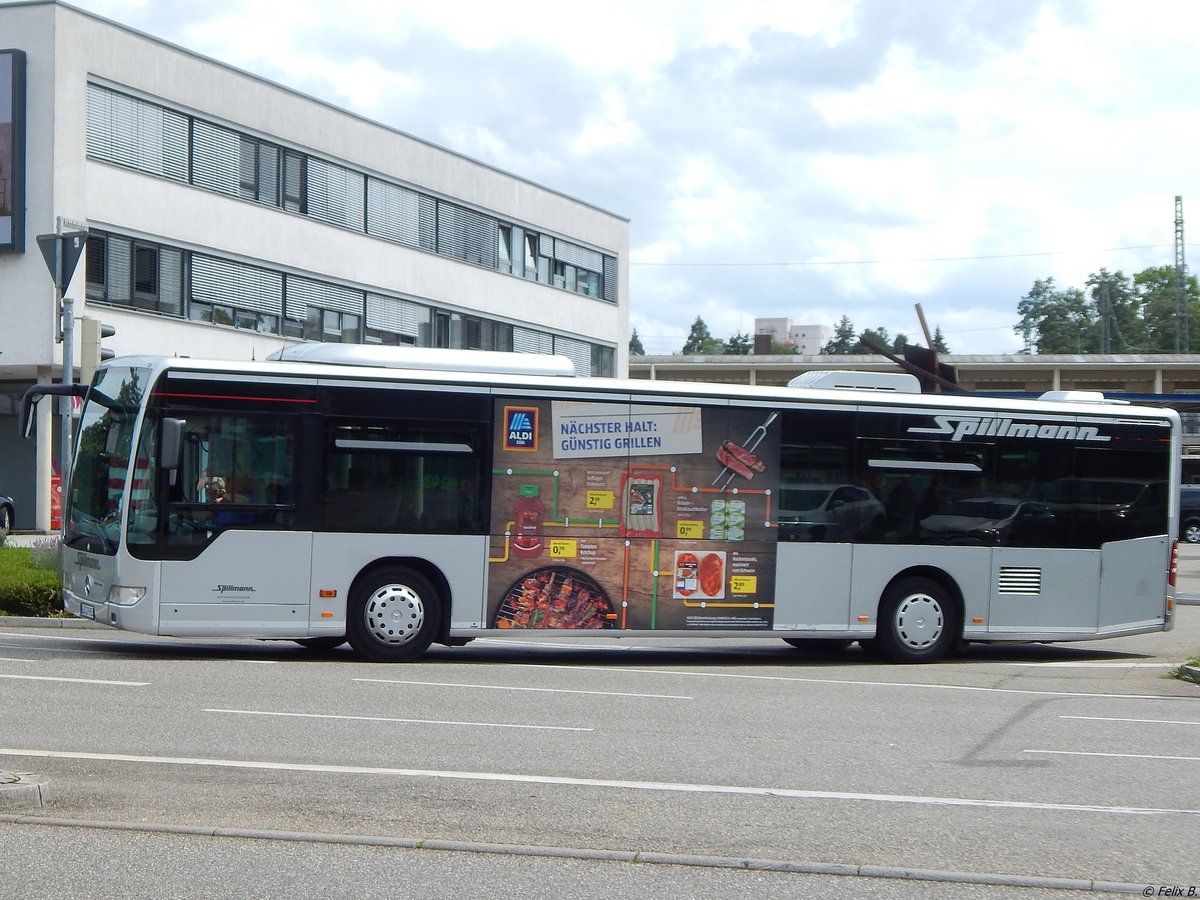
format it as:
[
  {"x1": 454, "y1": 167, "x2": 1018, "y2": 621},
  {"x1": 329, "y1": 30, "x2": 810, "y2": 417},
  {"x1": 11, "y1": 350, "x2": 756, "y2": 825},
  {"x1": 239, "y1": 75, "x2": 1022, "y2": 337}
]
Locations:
[{"x1": 64, "y1": 365, "x2": 149, "y2": 554}]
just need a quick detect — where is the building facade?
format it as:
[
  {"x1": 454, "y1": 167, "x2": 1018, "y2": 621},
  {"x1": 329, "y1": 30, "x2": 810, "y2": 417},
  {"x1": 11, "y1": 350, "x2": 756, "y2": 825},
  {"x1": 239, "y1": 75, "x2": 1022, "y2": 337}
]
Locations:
[{"x1": 0, "y1": 1, "x2": 629, "y2": 530}]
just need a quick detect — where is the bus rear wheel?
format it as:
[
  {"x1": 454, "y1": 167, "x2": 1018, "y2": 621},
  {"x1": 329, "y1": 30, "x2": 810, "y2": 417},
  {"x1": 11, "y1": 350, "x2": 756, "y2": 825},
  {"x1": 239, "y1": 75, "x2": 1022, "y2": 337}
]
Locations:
[
  {"x1": 347, "y1": 566, "x2": 441, "y2": 662},
  {"x1": 873, "y1": 577, "x2": 959, "y2": 663}
]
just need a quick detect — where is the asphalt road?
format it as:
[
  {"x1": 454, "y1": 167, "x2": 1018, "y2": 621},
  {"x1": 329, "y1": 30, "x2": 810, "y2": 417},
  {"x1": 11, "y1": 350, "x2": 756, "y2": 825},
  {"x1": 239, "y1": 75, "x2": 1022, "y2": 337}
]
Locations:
[{"x1": 1, "y1": 604, "x2": 1198, "y2": 898}]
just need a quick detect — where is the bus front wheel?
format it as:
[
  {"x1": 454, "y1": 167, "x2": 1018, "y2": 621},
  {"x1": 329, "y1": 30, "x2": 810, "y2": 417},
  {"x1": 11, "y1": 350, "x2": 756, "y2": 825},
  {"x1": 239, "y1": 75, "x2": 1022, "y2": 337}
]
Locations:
[
  {"x1": 872, "y1": 577, "x2": 959, "y2": 663},
  {"x1": 347, "y1": 566, "x2": 441, "y2": 662}
]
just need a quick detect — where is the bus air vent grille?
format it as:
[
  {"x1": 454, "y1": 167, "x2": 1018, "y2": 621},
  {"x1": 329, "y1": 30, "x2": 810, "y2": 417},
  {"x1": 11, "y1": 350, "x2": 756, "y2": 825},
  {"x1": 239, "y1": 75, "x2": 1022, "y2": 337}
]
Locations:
[{"x1": 997, "y1": 567, "x2": 1042, "y2": 595}]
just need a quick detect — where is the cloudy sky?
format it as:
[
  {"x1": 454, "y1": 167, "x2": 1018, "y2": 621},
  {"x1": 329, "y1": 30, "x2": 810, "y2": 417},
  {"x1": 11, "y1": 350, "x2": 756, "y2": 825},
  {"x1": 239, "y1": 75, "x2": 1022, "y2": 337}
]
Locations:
[{"x1": 63, "y1": 0, "x2": 1200, "y2": 354}]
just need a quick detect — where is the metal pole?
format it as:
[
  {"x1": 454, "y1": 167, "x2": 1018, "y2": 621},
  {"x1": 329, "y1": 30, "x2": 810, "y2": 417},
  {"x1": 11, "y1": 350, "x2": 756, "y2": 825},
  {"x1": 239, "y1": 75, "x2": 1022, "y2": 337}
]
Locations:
[
  {"x1": 59, "y1": 286, "x2": 73, "y2": 535},
  {"x1": 57, "y1": 213, "x2": 75, "y2": 536}
]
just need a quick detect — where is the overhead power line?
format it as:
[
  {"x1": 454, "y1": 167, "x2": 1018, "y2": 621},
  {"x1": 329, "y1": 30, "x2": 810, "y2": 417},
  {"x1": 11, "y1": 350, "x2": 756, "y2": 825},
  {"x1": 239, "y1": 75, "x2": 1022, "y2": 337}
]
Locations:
[{"x1": 629, "y1": 243, "x2": 1181, "y2": 268}]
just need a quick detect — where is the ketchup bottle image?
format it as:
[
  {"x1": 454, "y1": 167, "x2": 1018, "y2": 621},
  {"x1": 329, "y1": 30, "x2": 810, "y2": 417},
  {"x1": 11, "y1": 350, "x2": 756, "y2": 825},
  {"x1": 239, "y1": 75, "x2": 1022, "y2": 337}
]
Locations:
[{"x1": 512, "y1": 483, "x2": 545, "y2": 558}]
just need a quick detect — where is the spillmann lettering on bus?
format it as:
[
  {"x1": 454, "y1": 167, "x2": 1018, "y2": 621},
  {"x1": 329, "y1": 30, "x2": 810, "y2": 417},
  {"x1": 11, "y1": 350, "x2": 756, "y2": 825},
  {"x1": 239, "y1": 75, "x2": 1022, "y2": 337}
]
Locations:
[{"x1": 908, "y1": 415, "x2": 1111, "y2": 443}]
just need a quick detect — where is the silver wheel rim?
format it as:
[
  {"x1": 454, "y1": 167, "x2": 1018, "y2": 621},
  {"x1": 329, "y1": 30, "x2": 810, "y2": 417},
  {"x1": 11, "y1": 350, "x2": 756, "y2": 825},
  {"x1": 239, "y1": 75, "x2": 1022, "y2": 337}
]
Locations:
[
  {"x1": 1186, "y1": 525, "x2": 1200, "y2": 543},
  {"x1": 364, "y1": 583, "x2": 426, "y2": 646},
  {"x1": 893, "y1": 592, "x2": 944, "y2": 651}
]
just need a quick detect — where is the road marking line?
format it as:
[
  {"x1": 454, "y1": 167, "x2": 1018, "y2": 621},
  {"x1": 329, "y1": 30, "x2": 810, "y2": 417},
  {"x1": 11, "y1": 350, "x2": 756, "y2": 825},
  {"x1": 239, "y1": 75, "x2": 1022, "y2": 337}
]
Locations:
[
  {"x1": 1, "y1": 747, "x2": 1196, "y2": 818},
  {"x1": 0, "y1": 631, "x2": 126, "y2": 643},
  {"x1": 0, "y1": 657, "x2": 39, "y2": 662},
  {"x1": 498, "y1": 664, "x2": 1191, "y2": 701},
  {"x1": 0, "y1": 632, "x2": 280, "y2": 664},
  {"x1": 1001, "y1": 662, "x2": 1173, "y2": 668},
  {"x1": 1027, "y1": 749, "x2": 1200, "y2": 763},
  {"x1": 1060, "y1": 715, "x2": 1200, "y2": 726},
  {"x1": 203, "y1": 708, "x2": 591, "y2": 732},
  {"x1": 0, "y1": 673, "x2": 148, "y2": 686},
  {"x1": 354, "y1": 677, "x2": 692, "y2": 700}
]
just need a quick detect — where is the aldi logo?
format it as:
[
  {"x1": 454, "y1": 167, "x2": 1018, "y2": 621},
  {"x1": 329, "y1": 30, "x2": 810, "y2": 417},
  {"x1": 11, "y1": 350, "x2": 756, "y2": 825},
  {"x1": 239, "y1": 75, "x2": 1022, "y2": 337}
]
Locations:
[{"x1": 503, "y1": 406, "x2": 538, "y2": 451}]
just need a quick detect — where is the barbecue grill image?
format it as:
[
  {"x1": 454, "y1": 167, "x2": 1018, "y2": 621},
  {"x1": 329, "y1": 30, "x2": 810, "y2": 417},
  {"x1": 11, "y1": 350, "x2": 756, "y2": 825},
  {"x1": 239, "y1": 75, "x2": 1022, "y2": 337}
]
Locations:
[{"x1": 493, "y1": 565, "x2": 615, "y2": 629}]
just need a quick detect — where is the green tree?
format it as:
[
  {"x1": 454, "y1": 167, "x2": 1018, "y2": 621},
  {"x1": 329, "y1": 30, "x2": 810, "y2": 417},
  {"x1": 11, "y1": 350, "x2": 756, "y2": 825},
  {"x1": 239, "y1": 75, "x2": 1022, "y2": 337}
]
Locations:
[
  {"x1": 1132, "y1": 265, "x2": 1200, "y2": 351},
  {"x1": 850, "y1": 326, "x2": 898, "y2": 354},
  {"x1": 629, "y1": 328, "x2": 645, "y2": 356},
  {"x1": 1015, "y1": 277, "x2": 1094, "y2": 353},
  {"x1": 822, "y1": 315, "x2": 857, "y2": 354},
  {"x1": 682, "y1": 316, "x2": 723, "y2": 355},
  {"x1": 724, "y1": 331, "x2": 752, "y2": 355},
  {"x1": 932, "y1": 326, "x2": 950, "y2": 354},
  {"x1": 1016, "y1": 267, "x2": 1200, "y2": 353}
]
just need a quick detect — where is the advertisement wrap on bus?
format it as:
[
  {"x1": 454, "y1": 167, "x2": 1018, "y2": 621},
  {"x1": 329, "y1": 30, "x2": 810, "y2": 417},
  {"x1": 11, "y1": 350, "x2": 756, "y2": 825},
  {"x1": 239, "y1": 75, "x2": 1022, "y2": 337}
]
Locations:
[{"x1": 488, "y1": 400, "x2": 781, "y2": 632}]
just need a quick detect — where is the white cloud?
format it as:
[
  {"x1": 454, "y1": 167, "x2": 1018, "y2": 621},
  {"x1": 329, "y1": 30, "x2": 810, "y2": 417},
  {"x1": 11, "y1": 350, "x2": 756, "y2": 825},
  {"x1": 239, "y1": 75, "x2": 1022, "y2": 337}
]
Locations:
[{"x1": 62, "y1": 0, "x2": 1200, "y2": 355}]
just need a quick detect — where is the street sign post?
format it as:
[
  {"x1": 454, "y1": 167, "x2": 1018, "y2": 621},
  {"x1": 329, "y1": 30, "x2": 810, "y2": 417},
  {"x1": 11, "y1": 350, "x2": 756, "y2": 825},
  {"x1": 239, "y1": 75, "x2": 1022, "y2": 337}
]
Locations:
[{"x1": 36, "y1": 228, "x2": 89, "y2": 532}]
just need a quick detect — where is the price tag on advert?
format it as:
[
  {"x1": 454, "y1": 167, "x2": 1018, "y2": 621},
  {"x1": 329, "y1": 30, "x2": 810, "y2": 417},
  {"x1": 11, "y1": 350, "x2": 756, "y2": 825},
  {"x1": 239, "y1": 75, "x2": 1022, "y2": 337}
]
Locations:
[
  {"x1": 676, "y1": 520, "x2": 705, "y2": 539},
  {"x1": 548, "y1": 539, "x2": 579, "y2": 559},
  {"x1": 586, "y1": 490, "x2": 615, "y2": 510},
  {"x1": 730, "y1": 575, "x2": 757, "y2": 594}
]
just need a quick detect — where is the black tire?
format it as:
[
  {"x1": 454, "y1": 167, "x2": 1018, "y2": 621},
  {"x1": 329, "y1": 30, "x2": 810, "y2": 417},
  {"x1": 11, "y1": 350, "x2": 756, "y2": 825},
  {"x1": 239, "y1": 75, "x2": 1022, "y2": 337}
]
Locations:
[
  {"x1": 873, "y1": 576, "x2": 960, "y2": 663},
  {"x1": 347, "y1": 566, "x2": 441, "y2": 662},
  {"x1": 1183, "y1": 520, "x2": 1200, "y2": 544},
  {"x1": 783, "y1": 638, "x2": 853, "y2": 652},
  {"x1": 294, "y1": 636, "x2": 347, "y2": 651},
  {"x1": 0, "y1": 505, "x2": 11, "y2": 535}
]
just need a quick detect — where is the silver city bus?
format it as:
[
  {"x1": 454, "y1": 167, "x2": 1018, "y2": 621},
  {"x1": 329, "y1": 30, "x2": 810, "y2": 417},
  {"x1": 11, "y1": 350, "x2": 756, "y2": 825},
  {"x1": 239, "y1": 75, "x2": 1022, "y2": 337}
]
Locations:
[{"x1": 23, "y1": 346, "x2": 1181, "y2": 663}]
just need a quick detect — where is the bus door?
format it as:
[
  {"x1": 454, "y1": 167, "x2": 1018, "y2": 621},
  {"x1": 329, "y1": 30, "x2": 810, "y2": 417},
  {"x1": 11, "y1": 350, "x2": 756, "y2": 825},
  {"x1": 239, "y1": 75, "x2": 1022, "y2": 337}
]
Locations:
[{"x1": 154, "y1": 409, "x2": 312, "y2": 634}]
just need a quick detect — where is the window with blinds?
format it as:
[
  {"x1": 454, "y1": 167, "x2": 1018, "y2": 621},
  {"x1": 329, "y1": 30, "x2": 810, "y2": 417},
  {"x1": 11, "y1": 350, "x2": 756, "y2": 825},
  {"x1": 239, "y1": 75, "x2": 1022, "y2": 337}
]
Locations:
[
  {"x1": 366, "y1": 293, "x2": 426, "y2": 340},
  {"x1": 366, "y1": 179, "x2": 422, "y2": 247},
  {"x1": 436, "y1": 202, "x2": 498, "y2": 266},
  {"x1": 286, "y1": 275, "x2": 364, "y2": 343},
  {"x1": 307, "y1": 158, "x2": 365, "y2": 231},
  {"x1": 192, "y1": 119, "x2": 241, "y2": 197},
  {"x1": 513, "y1": 327, "x2": 553, "y2": 355},
  {"x1": 86, "y1": 83, "x2": 188, "y2": 181},
  {"x1": 187, "y1": 255, "x2": 280, "y2": 332},
  {"x1": 83, "y1": 234, "x2": 184, "y2": 316},
  {"x1": 553, "y1": 335, "x2": 591, "y2": 375}
]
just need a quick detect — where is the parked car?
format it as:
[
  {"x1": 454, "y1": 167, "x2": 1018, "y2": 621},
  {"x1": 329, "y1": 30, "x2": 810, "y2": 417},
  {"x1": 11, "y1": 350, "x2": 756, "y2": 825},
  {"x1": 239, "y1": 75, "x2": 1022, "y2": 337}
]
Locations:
[
  {"x1": 919, "y1": 496, "x2": 1055, "y2": 546},
  {"x1": 0, "y1": 495, "x2": 13, "y2": 537},
  {"x1": 1180, "y1": 485, "x2": 1200, "y2": 543},
  {"x1": 1040, "y1": 476, "x2": 1168, "y2": 546},
  {"x1": 777, "y1": 483, "x2": 885, "y2": 542}
]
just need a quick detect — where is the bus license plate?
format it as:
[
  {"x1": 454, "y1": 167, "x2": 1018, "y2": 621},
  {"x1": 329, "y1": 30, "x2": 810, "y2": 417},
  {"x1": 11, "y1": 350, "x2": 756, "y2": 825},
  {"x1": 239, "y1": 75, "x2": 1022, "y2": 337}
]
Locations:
[{"x1": 79, "y1": 602, "x2": 95, "y2": 620}]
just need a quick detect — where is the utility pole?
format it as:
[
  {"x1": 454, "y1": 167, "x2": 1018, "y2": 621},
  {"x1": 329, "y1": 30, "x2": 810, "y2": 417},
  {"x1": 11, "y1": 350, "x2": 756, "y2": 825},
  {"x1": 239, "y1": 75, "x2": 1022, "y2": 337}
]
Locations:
[{"x1": 1176, "y1": 196, "x2": 1188, "y2": 352}]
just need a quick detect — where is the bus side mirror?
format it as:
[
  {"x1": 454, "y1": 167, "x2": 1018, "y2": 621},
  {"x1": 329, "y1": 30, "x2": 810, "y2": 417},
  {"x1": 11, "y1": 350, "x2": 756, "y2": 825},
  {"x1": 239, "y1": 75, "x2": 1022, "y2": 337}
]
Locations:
[
  {"x1": 160, "y1": 418, "x2": 186, "y2": 485},
  {"x1": 18, "y1": 383, "x2": 90, "y2": 438}
]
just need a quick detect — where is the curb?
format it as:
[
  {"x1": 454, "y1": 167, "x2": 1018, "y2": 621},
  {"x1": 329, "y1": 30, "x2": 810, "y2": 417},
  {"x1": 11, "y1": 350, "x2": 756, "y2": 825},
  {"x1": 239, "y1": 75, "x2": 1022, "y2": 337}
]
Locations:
[
  {"x1": 1177, "y1": 665, "x2": 1200, "y2": 686},
  {"x1": 0, "y1": 812, "x2": 1155, "y2": 894},
  {"x1": 0, "y1": 616, "x2": 104, "y2": 630},
  {"x1": 0, "y1": 773, "x2": 50, "y2": 811}
]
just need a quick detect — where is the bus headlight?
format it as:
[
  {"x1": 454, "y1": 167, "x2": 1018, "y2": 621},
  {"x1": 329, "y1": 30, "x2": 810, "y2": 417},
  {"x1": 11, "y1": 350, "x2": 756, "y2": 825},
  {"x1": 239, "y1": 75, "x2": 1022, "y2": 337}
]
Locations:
[{"x1": 108, "y1": 585, "x2": 147, "y2": 606}]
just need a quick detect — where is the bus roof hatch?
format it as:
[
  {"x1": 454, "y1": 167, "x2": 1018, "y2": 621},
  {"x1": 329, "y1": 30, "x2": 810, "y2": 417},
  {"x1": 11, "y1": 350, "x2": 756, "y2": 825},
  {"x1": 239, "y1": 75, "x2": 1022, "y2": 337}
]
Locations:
[{"x1": 268, "y1": 343, "x2": 577, "y2": 377}]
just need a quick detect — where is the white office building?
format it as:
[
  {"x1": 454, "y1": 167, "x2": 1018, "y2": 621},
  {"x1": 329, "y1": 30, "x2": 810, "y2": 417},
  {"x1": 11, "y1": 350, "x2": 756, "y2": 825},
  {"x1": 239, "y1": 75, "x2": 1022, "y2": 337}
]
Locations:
[
  {"x1": 0, "y1": 1, "x2": 629, "y2": 531},
  {"x1": 754, "y1": 319, "x2": 829, "y2": 355}
]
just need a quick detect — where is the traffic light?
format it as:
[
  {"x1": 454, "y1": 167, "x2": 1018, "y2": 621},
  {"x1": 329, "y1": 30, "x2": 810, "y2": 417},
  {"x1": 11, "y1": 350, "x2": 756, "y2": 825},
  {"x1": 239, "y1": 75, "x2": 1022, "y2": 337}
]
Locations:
[{"x1": 80, "y1": 316, "x2": 116, "y2": 384}]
